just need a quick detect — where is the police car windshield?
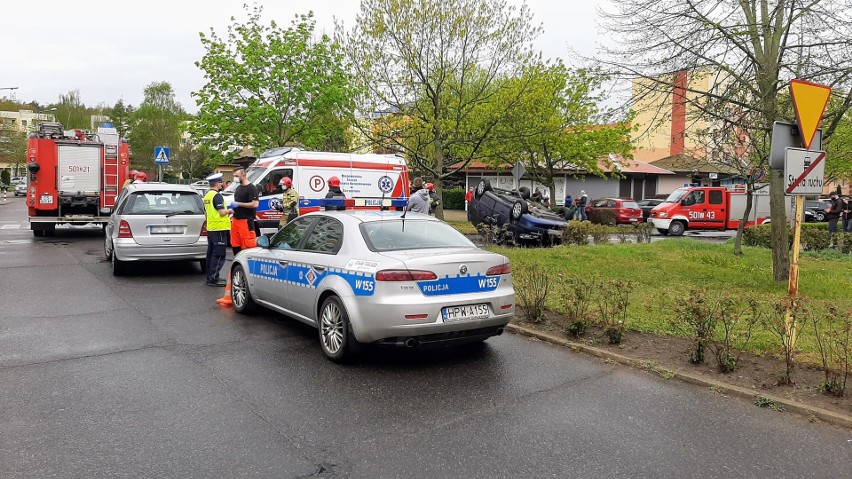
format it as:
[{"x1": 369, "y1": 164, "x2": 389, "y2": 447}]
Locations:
[
  {"x1": 360, "y1": 220, "x2": 475, "y2": 251},
  {"x1": 664, "y1": 189, "x2": 688, "y2": 203},
  {"x1": 223, "y1": 167, "x2": 265, "y2": 193}
]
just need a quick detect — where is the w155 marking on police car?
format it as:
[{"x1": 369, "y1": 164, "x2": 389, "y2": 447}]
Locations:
[
  {"x1": 354, "y1": 278, "x2": 374, "y2": 292},
  {"x1": 442, "y1": 303, "x2": 490, "y2": 322}
]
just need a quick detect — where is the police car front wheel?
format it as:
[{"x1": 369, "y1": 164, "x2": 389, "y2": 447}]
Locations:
[{"x1": 231, "y1": 265, "x2": 257, "y2": 313}]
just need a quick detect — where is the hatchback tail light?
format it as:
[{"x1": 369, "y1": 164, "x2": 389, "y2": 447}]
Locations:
[
  {"x1": 486, "y1": 263, "x2": 512, "y2": 276},
  {"x1": 375, "y1": 269, "x2": 438, "y2": 281},
  {"x1": 201, "y1": 221, "x2": 208, "y2": 236},
  {"x1": 118, "y1": 220, "x2": 133, "y2": 238}
]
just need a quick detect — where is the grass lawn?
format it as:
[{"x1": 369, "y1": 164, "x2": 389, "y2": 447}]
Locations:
[{"x1": 492, "y1": 239, "x2": 852, "y2": 361}]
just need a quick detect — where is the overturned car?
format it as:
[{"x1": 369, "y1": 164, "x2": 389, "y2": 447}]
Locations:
[{"x1": 468, "y1": 180, "x2": 566, "y2": 246}]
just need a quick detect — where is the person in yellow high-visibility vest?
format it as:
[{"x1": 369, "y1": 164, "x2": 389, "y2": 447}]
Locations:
[{"x1": 203, "y1": 173, "x2": 233, "y2": 287}]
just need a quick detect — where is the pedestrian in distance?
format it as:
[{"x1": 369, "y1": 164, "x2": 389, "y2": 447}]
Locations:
[
  {"x1": 842, "y1": 194, "x2": 852, "y2": 233},
  {"x1": 541, "y1": 187, "x2": 551, "y2": 208},
  {"x1": 406, "y1": 186, "x2": 431, "y2": 214},
  {"x1": 577, "y1": 191, "x2": 588, "y2": 221},
  {"x1": 278, "y1": 177, "x2": 300, "y2": 227},
  {"x1": 203, "y1": 173, "x2": 233, "y2": 287},
  {"x1": 426, "y1": 182, "x2": 440, "y2": 215},
  {"x1": 324, "y1": 176, "x2": 347, "y2": 211},
  {"x1": 229, "y1": 167, "x2": 259, "y2": 254},
  {"x1": 825, "y1": 191, "x2": 843, "y2": 246},
  {"x1": 465, "y1": 186, "x2": 474, "y2": 220}
]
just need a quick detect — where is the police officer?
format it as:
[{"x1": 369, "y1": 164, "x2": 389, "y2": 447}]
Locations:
[
  {"x1": 278, "y1": 177, "x2": 300, "y2": 227},
  {"x1": 203, "y1": 173, "x2": 233, "y2": 286}
]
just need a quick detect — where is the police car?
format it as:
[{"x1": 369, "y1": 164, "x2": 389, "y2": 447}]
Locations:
[{"x1": 229, "y1": 208, "x2": 515, "y2": 362}]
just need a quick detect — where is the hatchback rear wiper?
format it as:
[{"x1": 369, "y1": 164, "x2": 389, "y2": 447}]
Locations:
[{"x1": 165, "y1": 210, "x2": 197, "y2": 217}]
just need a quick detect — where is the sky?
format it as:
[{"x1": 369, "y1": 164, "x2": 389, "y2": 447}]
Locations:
[{"x1": 0, "y1": 0, "x2": 608, "y2": 113}]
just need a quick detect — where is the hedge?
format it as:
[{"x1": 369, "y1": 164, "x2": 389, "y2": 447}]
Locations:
[
  {"x1": 588, "y1": 208, "x2": 617, "y2": 226},
  {"x1": 442, "y1": 188, "x2": 466, "y2": 210},
  {"x1": 743, "y1": 223, "x2": 852, "y2": 253}
]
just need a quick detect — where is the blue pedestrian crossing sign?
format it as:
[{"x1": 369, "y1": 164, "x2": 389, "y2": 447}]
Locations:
[{"x1": 154, "y1": 146, "x2": 170, "y2": 165}]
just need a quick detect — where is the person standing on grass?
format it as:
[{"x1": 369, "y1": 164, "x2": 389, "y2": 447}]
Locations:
[
  {"x1": 842, "y1": 195, "x2": 852, "y2": 233},
  {"x1": 578, "y1": 191, "x2": 588, "y2": 221},
  {"x1": 825, "y1": 191, "x2": 843, "y2": 245}
]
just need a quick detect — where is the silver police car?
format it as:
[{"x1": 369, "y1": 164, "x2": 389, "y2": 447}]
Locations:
[{"x1": 230, "y1": 210, "x2": 515, "y2": 361}]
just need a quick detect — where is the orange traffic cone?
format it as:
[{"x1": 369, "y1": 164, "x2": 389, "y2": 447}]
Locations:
[{"x1": 216, "y1": 277, "x2": 233, "y2": 306}]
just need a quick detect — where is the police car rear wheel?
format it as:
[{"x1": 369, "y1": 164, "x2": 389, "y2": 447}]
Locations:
[
  {"x1": 231, "y1": 265, "x2": 256, "y2": 313},
  {"x1": 319, "y1": 296, "x2": 352, "y2": 362}
]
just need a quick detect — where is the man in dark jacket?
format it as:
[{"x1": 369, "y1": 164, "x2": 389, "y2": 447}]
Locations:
[
  {"x1": 826, "y1": 191, "x2": 843, "y2": 238},
  {"x1": 842, "y1": 195, "x2": 852, "y2": 233}
]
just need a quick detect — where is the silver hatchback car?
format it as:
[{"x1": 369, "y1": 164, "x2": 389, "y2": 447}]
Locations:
[
  {"x1": 230, "y1": 210, "x2": 515, "y2": 362},
  {"x1": 104, "y1": 183, "x2": 208, "y2": 276}
]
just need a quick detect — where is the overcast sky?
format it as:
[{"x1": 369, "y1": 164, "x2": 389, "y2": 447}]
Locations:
[{"x1": 0, "y1": 0, "x2": 608, "y2": 113}]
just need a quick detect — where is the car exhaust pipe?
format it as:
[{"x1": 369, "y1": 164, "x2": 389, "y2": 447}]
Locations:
[
  {"x1": 404, "y1": 337, "x2": 418, "y2": 348},
  {"x1": 496, "y1": 327, "x2": 504, "y2": 336}
]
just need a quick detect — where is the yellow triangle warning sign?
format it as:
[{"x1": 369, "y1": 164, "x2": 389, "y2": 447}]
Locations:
[{"x1": 789, "y1": 79, "x2": 831, "y2": 150}]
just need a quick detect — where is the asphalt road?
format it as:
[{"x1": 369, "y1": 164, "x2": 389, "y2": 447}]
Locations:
[{"x1": 0, "y1": 197, "x2": 849, "y2": 479}]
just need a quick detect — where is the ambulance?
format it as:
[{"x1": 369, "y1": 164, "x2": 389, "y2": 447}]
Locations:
[{"x1": 223, "y1": 147, "x2": 411, "y2": 233}]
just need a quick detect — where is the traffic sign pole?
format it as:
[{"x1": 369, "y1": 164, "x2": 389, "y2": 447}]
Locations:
[
  {"x1": 785, "y1": 195, "x2": 804, "y2": 347},
  {"x1": 781, "y1": 79, "x2": 831, "y2": 350}
]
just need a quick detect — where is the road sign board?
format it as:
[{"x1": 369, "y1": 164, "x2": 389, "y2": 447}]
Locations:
[
  {"x1": 154, "y1": 146, "x2": 170, "y2": 165},
  {"x1": 511, "y1": 162, "x2": 526, "y2": 181},
  {"x1": 784, "y1": 147, "x2": 826, "y2": 195},
  {"x1": 769, "y1": 121, "x2": 821, "y2": 170},
  {"x1": 789, "y1": 79, "x2": 831, "y2": 150}
]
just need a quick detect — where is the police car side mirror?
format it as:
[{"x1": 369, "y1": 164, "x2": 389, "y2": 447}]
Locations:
[{"x1": 256, "y1": 235, "x2": 270, "y2": 248}]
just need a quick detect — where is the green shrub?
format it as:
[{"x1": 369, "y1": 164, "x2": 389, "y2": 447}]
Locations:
[
  {"x1": 562, "y1": 221, "x2": 592, "y2": 245},
  {"x1": 588, "y1": 208, "x2": 616, "y2": 225},
  {"x1": 589, "y1": 224, "x2": 611, "y2": 245},
  {"x1": 442, "y1": 188, "x2": 466, "y2": 210},
  {"x1": 514, "y1": 263, "x2": 552, "y2": 323},
  {"x1": 743, "y1": 223, "x2": 846, "y2": 252}
]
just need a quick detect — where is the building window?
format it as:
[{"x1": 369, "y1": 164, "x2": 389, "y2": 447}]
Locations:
[{"x1": 21, "y1": 120, "x2": 27, "y2": 127}]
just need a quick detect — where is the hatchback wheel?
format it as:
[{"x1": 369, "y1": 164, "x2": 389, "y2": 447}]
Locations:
[
  {"x1": 111, "y1": 249, "x2": 127, "y2": 276},
  {"x1": 318, "y1": 296, "x2": 354, "y2": 362},
  {"x1": 230, "y1": 265, "x2": 256, "y2": 313},
  {"x1": 104, "y1": 237, "x2": 113, "y2": 261}
]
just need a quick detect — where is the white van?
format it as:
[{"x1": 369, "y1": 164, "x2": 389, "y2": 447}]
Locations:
[{"x1": 223, "y1": 147, "x2": 411, "y2": 233}]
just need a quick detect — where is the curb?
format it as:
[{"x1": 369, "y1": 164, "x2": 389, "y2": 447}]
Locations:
[{"x1": 505, "y1": 323, "x2": 852, "y2": 430}]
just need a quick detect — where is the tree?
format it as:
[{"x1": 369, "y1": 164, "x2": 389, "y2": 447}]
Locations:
[
  {"x1": 127, "y1": 82, "x2": 186, "y2": 170},
  {"x1": 173, "y1": 141, "x2": 211, "y2": 180},
  {"x1": 599, "y1": 0, "x2": 852, "y2": 281},
  {"x1": 50, "y1": 90, "x2": 90, "y2": 129},
  {"x1": 341, "y1": 0, "x2": 542, "y2": 218},
  {"x1": 191, "y1": 5, "x2": 353, "y2": 165},
  {"x1": 0, "y1": 124, "x2": 28, "y2": 176},
  {"x1": 824, "y1": 111, "x2": 852, "y2": 185},
  {"x1": 108, "y1": 99, "x2": 134, "y2": 138},
  {"x1": 492, "y1": 63, "x2": 633, "y2": 203}
]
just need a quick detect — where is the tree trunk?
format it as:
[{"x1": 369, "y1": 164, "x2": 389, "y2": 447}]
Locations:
[
  {"x1": 769, "y1": 168, "x2": 789, "y2": 281},
  {"x1": 734, "y1": 187, "x2": 754, "y2": 256},
  {"x1": 433, "y1": 134, "x2": 445, "y2": 220}
]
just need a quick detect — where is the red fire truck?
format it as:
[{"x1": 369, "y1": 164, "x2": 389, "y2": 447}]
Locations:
[
  {"x1": 648, "y1": 185, "x2": 795, "y2": 236},
  {"x1": 25, "y1": 122, "x2": 130, "y2": 236}
]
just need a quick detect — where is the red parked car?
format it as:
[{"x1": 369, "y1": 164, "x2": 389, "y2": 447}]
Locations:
[{"x1": 586, "y1": 198, "x2": 643, "y2": 224}]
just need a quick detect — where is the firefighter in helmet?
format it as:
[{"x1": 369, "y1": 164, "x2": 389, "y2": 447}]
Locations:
[
  {"x1": 123, "y1": 169, "x2": 138, "y2": 188},
  {"x1": 133, "y1": 172, "x2": 148, "y2": 184},
  {"x1": 324, "y1": 176, "x2": 346, "y2": 211},
  {"x1": 426, "y1": 182, "x2": 440, "y2": 215},
  {"x1": 278, "y1": 176, "x2": 300, "y2": 227}
]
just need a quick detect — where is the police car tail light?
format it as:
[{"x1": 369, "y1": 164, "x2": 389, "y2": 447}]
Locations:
[
  {"x1": 118, "y1": 220, "x2": 133, "y2": 238},
  {"x1": 200, "y1": 221, "x2": 208, "y2": 236},
  {"x1": 486, "y1": 263, "x2": 512, "y2": 276},
  {"x1": 375, "y1": 269, "x2": 438, "y2": 281}
]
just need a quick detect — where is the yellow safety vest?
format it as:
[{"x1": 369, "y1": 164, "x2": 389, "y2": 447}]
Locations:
[{"x1": 204, "y1": 190, "x2": 231, "y2": 231}]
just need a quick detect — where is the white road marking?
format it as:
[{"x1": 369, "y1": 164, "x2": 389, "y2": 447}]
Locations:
[{"x1": 1, "y1": 224, "x2": 21, "y2": 229}]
